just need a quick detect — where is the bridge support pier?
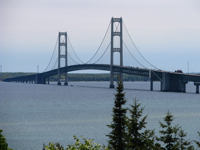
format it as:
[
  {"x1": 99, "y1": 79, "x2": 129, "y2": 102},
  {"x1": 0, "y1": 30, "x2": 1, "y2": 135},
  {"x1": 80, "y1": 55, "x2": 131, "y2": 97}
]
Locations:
[
  {"x1": 161, "y1": 72, "x2": 170, "y2": 91},
  {"x1": 110, "y1": 84, "x2": 115, "y2": 88},
  {"x1": 149, "y1": 70, "x2": 153, "y2": 91},
  {"x1": 182, "y1": 81, "x2": 188, "y2": 93},
  {"x1": 64, "y1": 72, "x2": 68, "y2": 85},
  {"x1": 194, "y1": 82, "x2": 200, "y2": 93},
  {"x1": 161, "y1": 72, "x2": 188, "y2": 92},
  {"x1": 35, "y1": 74, "x2": 46, "y2": 84},
  {"x1": 110, "y1": 71, "x2": 114, "y2": 88},
  {"x1": 150, "y1": 78, "x2": 153, "y2": 91}
]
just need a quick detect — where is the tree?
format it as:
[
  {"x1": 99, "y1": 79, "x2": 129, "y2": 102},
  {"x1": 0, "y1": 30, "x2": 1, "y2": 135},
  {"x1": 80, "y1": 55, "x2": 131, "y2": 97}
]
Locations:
[
  {"x1": 0, "y1": 129, "x2": 13, "y2": 150},
  {"x1": 194, "y1": 131, "x2": 200, "y2": 148},
  {"x1": 43, "y1": 136, "x2": 108, "y2": 150},
  {"x1": 43, "y1": 142, "x2": 64, "y2": 150},
  {"x1": 126, "y1": 98, "x2": 155, "y2": 149},
  {"x1": 157, "y1": 111, "x2": 180, "y2": 150},
  {"x1": 177, "y1": 127, "x2": 193, "y2": 150},
  {"x1": 106, "y1": 80, "x2": 127, "y2": 150}
]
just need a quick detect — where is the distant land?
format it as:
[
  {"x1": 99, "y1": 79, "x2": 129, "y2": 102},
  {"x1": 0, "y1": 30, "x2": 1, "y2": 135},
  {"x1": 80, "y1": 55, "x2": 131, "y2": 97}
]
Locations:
[{"x1": 0, "y1": 72, "x2": 150, "y2": 82}]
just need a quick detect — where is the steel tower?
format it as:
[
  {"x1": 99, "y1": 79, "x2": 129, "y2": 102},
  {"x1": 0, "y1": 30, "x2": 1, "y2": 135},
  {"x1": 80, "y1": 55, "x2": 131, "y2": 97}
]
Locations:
[
  {"x1": 57, "y1": 32, "x2": 68, "y2": 85},
  {"x1": 110, "y1": 17, "x2": 123, "y2": 88}
]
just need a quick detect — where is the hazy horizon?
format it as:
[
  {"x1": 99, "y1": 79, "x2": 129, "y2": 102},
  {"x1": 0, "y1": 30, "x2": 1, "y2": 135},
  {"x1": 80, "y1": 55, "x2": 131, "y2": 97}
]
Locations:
[{"x1": 1, "y1": 0, "x2": 200, "y2": 73}]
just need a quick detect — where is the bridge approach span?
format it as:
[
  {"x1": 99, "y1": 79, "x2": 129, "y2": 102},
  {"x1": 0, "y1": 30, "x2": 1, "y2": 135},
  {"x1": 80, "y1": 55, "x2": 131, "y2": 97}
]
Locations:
[{"x1": 3, "y1": 64, "x2": 200, "y2": 93}]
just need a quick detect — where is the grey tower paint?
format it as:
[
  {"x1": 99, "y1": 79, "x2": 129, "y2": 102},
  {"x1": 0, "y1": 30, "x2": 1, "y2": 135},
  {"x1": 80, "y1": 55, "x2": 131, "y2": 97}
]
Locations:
[
  {"x1": 110, "y1": 17, "x2": 123, "y2": 88},
  {"x1": 58, "y1": 32, "x2": 68, "y2": 85}
]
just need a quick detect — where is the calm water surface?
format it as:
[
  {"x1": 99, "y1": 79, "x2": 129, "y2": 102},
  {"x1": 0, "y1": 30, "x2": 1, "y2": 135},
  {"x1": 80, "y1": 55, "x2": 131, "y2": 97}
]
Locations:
[{"x1": 0, "y1": 81, "x2": 200, "y2": 150}]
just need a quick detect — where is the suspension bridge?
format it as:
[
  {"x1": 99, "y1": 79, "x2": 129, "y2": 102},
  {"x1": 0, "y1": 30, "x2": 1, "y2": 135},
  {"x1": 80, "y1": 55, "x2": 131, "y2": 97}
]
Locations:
[{"x1": 3, "y1": 18, "x2": 200, "y2": 93}]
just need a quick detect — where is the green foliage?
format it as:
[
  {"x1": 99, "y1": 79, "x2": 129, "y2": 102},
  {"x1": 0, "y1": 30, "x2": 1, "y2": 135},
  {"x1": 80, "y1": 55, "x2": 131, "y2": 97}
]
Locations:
[
  {"x1": 67, "y1": 136, "x2": 108, "y2": 150},
  {"x1": 43, "y1": 136, "x2": 108, "y2": 150},
  {"x1": 194, "y1": 131, "x2": 200, "y2": 148},
  {"x1": 126, "y1": 98, "x2": 155, "y2": 149},
  {"x1": 0, "y1": 129, "x2": 13, "y2": 150},
  {"x1": 154, "y1": 143, "x2": 166, "y2": 150},
  {"x1": 43, "y1": 142, "x2": 64, "y2": 150},
  {"x1": 157, "y1": 111, "x2": 180, "y2": 150},
  {"x1": 106, "y1": 80, "x2": 127, "y2": 150},
  {"x1": 0, "y1": 72, "x2": 35, "y2": 81},
  {"x1": 177, "y1": 127, "x2": 193, "y2": 150},
  {"x1": 157, "y1": 112, "x2": 196, "y2": 150}
]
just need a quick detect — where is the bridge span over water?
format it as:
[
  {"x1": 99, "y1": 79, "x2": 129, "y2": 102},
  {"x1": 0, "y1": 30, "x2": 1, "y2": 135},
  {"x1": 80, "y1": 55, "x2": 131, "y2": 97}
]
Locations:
[
  {"x1": 3, "y1": 64, "x2": 200, "y2": 93},
  {"x1": 3, "y1": 17, "x2": 200, "y2": 93}
]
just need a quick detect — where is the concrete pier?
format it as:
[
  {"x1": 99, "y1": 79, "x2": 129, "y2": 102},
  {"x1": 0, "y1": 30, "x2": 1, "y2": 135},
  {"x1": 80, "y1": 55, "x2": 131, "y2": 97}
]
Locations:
[
  {"x1": 35, "y1": 74, "x2": 46, "y2": 84},
  {"x1": 150, "y1": 78, "x2": 153, "y2": 91},
  {"x1": 161, "y1": 72, "x2": 188, "y2": 92},
  {"x1": 161, "y1": 72, "x2": 170, "y2": 91},
  {"x1": 182, "y1": 81, "x2": 188, "y2": 93},
  {"x1": 194, "y1": 82, "x2": 200, "y2": 93},
  {"x1": 64, "y1": 72, "x2": 68, "y2": 85},
  {"x1": 110, "y1": 84, "x2": 115, "y2": 88},
  {"x1": 149, "y1": 70, "x2": 153, "y2": 91}
]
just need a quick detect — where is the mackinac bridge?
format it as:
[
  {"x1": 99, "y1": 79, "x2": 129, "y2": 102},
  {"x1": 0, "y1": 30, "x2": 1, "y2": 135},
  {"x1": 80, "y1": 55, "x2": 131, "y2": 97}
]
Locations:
[{"x1": 3, "y1": 18, "x2": 200, "y2": 93}]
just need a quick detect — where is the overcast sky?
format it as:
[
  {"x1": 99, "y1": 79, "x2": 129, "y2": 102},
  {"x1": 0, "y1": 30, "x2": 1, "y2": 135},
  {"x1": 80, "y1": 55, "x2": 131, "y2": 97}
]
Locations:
[{"x1": 0, "y1": 0, "x2": 200, "y2": 73}]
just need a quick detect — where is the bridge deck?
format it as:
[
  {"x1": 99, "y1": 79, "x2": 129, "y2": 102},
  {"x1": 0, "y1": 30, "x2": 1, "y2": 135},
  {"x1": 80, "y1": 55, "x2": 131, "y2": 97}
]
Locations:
[{"x1": 3, "y1": 64, "x2": 200, "y2": 83}]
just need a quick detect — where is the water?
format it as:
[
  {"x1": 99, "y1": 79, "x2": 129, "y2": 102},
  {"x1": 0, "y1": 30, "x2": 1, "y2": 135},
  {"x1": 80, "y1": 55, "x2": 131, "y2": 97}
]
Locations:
[{"x1": 0, "y1": 81, "x2": 200, "y2": 150}]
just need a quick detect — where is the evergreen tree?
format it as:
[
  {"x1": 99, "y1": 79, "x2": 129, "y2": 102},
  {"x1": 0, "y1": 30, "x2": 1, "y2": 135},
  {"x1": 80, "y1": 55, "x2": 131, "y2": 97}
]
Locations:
[
  {"x1": 194, "y1": 131, "x2": 200, "y2": 148},
  {"x1": 157, "y1": 111, "x2": 180, "y2": 150},
  {"x1": 106, "y1": 80, "x2": 127, "y2": 150},
  {"x1": 154, "y1": 143, "x2": 166, "y2": 150},
  {"x1": 126, "y1": 98, "x2": 155, "y2": 149},
  {"x1": 177, "y1": 127, "x2": 193, "y2": 150},
  {"x1": 0, "y1": 129, "x2": 12, "y2": 150}
]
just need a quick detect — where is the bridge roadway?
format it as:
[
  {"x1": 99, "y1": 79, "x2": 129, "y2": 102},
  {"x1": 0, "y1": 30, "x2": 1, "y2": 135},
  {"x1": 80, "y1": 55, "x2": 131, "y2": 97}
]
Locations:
[{"x1": 3, "y1": 64, "x2": 200, "y2": 93}]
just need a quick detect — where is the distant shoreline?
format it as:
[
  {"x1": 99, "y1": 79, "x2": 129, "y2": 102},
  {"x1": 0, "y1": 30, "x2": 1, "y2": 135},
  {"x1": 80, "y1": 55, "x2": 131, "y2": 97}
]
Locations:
[{"x1": 1, "y1": 72, "x2": 150, "y2": 82}]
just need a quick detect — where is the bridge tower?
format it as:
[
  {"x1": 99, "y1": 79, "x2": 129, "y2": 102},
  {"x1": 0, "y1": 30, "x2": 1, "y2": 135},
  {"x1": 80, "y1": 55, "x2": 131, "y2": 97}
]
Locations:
[
  {"x1": 110, "y1": 17, "x2": 123, "y2": 88},
  {"x1": 57, "y1": 32, "x2": 68, "y2": 85}
]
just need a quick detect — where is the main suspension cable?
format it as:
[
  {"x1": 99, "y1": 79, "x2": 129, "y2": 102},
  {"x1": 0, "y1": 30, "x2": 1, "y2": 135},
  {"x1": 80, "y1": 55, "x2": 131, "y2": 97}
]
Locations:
[
  {"x1": 43, "y1": 37, "x2": 58, "y2": 72},
  {"x1": 92, "y1": 22, "x2": 120, "y2": 64},
  {"x1": 51, "y1": 57, "x2": 58, "y2": 70},
  {"x1": 67, "y1": 36, "x2": 85, "y2": 64},
  {"x1": 67, "y1": 51, "x2": 79, "y2": 64},
  {"x1": 85, "y1": 22, "x2": 111, "y2": 64},
  {"x1": 93, "y1": 42, "x2": 111, "y2": 64},
  {"x1": 123, "y1": 21, "x2": 160, "y2": 70},
  {"x1": 51, "y1": 39, "x2": 64, "y2": 70},
  {"x1": 123, "y1": 41, "x2": 147, "y2": 68}
]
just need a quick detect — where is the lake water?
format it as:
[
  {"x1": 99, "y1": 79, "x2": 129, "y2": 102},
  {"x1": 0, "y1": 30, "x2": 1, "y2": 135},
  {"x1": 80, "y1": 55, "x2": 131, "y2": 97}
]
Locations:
[{"x1": 0, "y1": 81, "x2": 200, "y2": 150}]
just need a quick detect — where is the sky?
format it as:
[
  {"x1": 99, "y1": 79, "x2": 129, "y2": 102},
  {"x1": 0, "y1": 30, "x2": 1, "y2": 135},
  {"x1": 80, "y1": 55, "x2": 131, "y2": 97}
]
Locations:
[{"x1": 0, "y1": 0, "x2": 200, "y2": 73}]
